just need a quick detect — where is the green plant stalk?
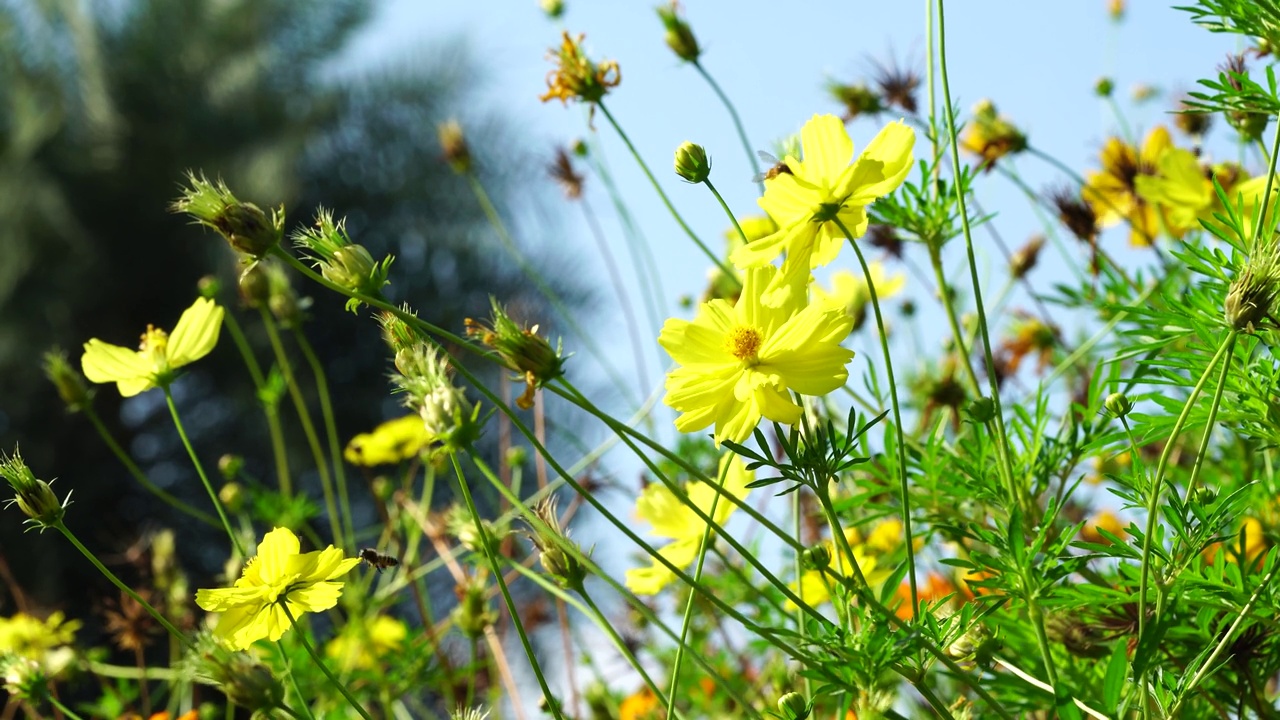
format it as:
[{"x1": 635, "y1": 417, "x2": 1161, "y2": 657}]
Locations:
[
  {"x1": 596, "y1": 100, "x2": 738, "y2": 282},
  {"x1": 466, "y1": 173, "x2": 640, "y2": 408},
  {"x1": 926, "y1": 244, "x2": 982, "y2": 395},
  {"x1": 222, "y1": 309, "x2": 291, "y2": 497},
  {"x1": 578, "y1": 586, "x2": 682, "y2": 719},
  {"x1": 840, "y1": 220, "x2": 920, "y2": 618},
  {"x1": 448, "y1": 452, "x2": 565, "y2": 720},
  {"x1": 1168, "y1": 558, "x2": 1280, "y2": 717},
  {"x1": 276, "y1": 639, "x2": 318, "y2": 720},
  {"x1": 704, "y1": 177, "x2": 748, "y2": 244},
  {"x1": 47, "y1": 694, "x2": 87, "y2": 720},
  {"x1": 666, "y1": 461, "x2": 728, "y2": 713},
  {"x1": 164, "y1": 389, "x2": 244, "y2": 558},
  {"x1": 936, "y1": 0, "x2": 1019, "y2": 511},
  {"x1": 279, "y1": 603, "x2": 372, "y2": 720},
  {"x1": 692, "y1": 60, "x2": 763, "y2": 195},
  {"x1": 291, "y1": 328, "x2": 353, "y2": 548},
  {"x1": 57, "y1": 521, "x2": 191, "y2": 647},
  {"x1": 793, "y1": 490, "x2": 812, "y2": 700},
  {"x1": 258, "y1": 309, "x2": 341, "y2": 544},
  {"x1": 1179, "y1": 333, "x2": 1238, "y2": 509},
  {"x1": 1135, "y1": 332, "x2": 1235, "y2": 658},
  {"x1": 81, "y1": 404, "x2": 219, "y2": 528}
]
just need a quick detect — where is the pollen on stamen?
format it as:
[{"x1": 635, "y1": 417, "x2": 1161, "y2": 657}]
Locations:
[{"x1": 724, "y1": 326, "x2": 762, "y2": 361}]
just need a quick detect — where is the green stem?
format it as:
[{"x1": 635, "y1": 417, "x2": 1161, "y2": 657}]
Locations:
[
  {"x1": 259, "y1": 309, "x2": 341, "y2": 544},
  {"x1": 596, "y1": 100, "x2": 738, "y2": 282},
  {"x1": 691, "y1": 60, "x2": 763, "y2": 195},
  {"x1": 279, "y1": 603, "x2": 373, "y2": 720},
  {"x1": 46, "y1": 695, "x2": 87, "y2": 720},
  {"x1": 57, "y1": 522, "x2": 191, "y2": 648},
  {"x1": 466, "y1": 172, "x2": 640, "y2": 407},
  {"x1": 936, "y1": 0, "x2": 1019, "y2": 508},
  {"x1": 291, "y1": 328, "x2": 352, "y2": 548},
  {"x1": 839, "y1": 221, "x2": 919, "y2": 619},
  {"x1": 793, "y1": 490, "x2": 811, "y2": 699},
  {"x1": 1135, "y1": 333, "x2": 1235, "y2": 656},
  {"x1": 704, "y1": 178, "x2": 748, "y2": 244},
  {"x1": 81, "y1": 404, "x2": 219, "y2": 528},
  {"x1": 276, "y1": 639, "x2": 318, "y2": 720},
  {"x1": 163, "y1": 389, "x2": 243, "y2": 558},
  {"x1": 1180, "y1": 334, "x2": 1237, "y2": 509},
  {"x1": 449, "y1": 452, "x2": 566, "y2": 720},
  {"x1": 222, "y1": 309, "x2": 292, "y2": 498},
  {"x1": 667, "y1": 461, "x2": 729, "y2": 713},
  {"x1": 578, "y1": 587, "x2": 679, "y2": 718}
]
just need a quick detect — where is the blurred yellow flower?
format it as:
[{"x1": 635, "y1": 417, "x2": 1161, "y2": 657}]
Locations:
[
  {"x1": 1136, "y1": 150, "x2": 1247, "y2": 236},
  {"x1": 659, "y1": 265, "x2": 855, "y2": 445},
  {"x1": 619, "y1": 687, "x2": 661, "y2": 720},
  {"x1": 81, "y1": 297, "x2": 224, "y2": 397},
  {"x1": 195, "y1": 527, "x2": 360, "y2": 650},
  {"x1": 1081, "y1": 510, "x2": 1127, "y2": 544},
  {"x1": 959, "y1": 99, "x2": 1027, "y2": 172},
  {"x1": 0, "y1": 612, "x2": 79, "y2": 664},
  {"x1": 790, "y1": 527, "x2": 890, "y2": 609},
  {"x1": 344, "y1": 415, "x2": 432, "y2": 467},
  {"x1": 324, "y1": 615, "x2": 408, "y2": 671},
  {"x1": 731, "y1": 115, "x2": 914, "y2": 305},
  {"x1": 812, "y1": 265, "x2": 905, "y2": 329},
  {"x1": 625, "y1": 454, "x2": 753, "y2": 595},
  {"x1": 540, "y1": 32, "x2": 620, "y2": 106},
  {"x1": 1083, "y1": 126, "x2": 1178, "y2": 246}
]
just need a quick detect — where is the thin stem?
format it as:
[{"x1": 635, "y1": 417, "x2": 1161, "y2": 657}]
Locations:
[
  {"x1": 163, "y1": 389, "x2": 243, "y2": 558},
  {"x1": 578, "y1": 588, "x2": 678, "y2": 718},
  {"x1": 1180, "y1": 334, "x2": 1237, "y2": 508},
  {"x1": 839, "y1": 221, "x2": 919, "y2": 619},
  {"x1": 259, "y1": 309, "x2": 341, "y2": 544},
  {"x1": 1136, "y1": 333, "x2": 1235, "y2": 652},
  {"x1": 704, "y1": 178, "x2": 748, "y2": 244},
  {"x1": 579, "y1": 197, "x2": 652, "y2": 402},
  {"x1": 449, "y1": 452, "x2": 565, "y2": 720},
  {"x1": 692, "y1": 60, "x2": 763, "y2": 195},
  {"x1": 56, "y1": 522, "x2": 191, "y2": 648},
  {"x1": 667, "y1": 461, "x2": 729, "y2": 712},
  {"x1": 45, "y1": 696, "x2": 86, "y2": 720},
  {"x1": 277, "y1": 639, "x2": 318, "y2": 720},
  {"x1": 596, "y1": 100, "x2": 738, "y2": 282},
  {"x1": 466, "y1": 172, "x2": 639, "y2": 407},
  {"x1": 81, "y1": 404, "x2": 219, "y2": 528},
  {"x1": 279, "y1": 603, "x2": 373, "y2": 720},
  {"x1": 291, "y1": 328, "x2": 352, "y2": 548},
  {"x1": 222, "y1": 309, "x2": 291, "y2": 497}
]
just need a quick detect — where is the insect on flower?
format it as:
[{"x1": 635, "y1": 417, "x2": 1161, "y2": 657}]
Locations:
[
  {"x1": 359, "y1": 548, "x2": 400, "y2": 573},
  {"x1": 752, "y1": 151, "x2": 792, "y2": 183}
]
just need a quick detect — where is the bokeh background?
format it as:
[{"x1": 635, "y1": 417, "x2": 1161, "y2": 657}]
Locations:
[{"x1": 0, "y1": 0, "x2": 1246, "y2": 711}]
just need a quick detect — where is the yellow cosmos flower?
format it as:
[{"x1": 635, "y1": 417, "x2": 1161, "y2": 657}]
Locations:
[
  {"x1": 0, "y1": 611, "x2": 79, "y2": 659},
  {"x1": 659, "y1": 265, "x2": 855, "y2": 445},
  {"x1": 812, "y1": 265, "x2": 905, "y2": 330},
  {"x1": 81, "y1": 297, "x2": 224, "y2": 397},
  {"x1": 625, "y1": 454, "x2": 753, "y2": 595},
  {"x1": 343, "y1": 415, "x2": 433, "y2": 467},
  {"x1": 731, "y1": 115, "x2": 914, "y2": 305},
  {"x1": 789, "y1": 527, "x2": 892, "y2": 609},
  {"x1": 1083, "y1": 126, "x2": 1181, "y2": 246},
  {"x1": 1136, "y1": 150, "x2": 1247, "y2": 236},
  {"x1": 195, "y1": 527, "x2": 360, "y2": 650},
  {"x1": 325, "y1": 615, "x2": 408, "y2": 671}
]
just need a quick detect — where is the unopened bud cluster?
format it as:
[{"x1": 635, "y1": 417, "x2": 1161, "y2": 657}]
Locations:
[
  {"x1": 1, "y1": 449, "x2": 68, "y2": 530},
  {"x1": 292, "y1": 209, "x2": 393, "y2": 312},
  {"x1": 380, "y1": 312, "x2": 482, "y2": 453},
  {"x1": 239, "y1": 259, "x2": 308, "y2": 327},
  {"x1": 452, "y1": 575, "x2": 497, "y2": 638},
  {"x1": 189, "y1": 634, "x2": 285, "y2": 713},
  {"x1": 1225, "y1": 263, "x2": 1280, "y2": 331},
  {"x1": 465, "y1": 298, "x2": 565, "y2": 410},
  {"x1": 525, "y1": 497, "x2": 588, "y2": 591},
  {"x1": 171, "y1": 172, "x2": 284, "y2": 258}
]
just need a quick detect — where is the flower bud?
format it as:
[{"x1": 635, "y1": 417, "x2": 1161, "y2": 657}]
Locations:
[
  {"x1": 371, "y1": 476, "x2": 394, "y2": 502},
  {"x1": 966, "y1": 397, "x2": 996, "y2": 423},
  {"x1": 526, "y1": 497, "x2": 588, "y2": 591},
  {"x1": 539, "y1": 0, "x2": 564, "y2": 19},
  {"x1": 1226, "y1": 265, "x2": 1280, "y2": 331},
  {"x1": 673, "y1": 142, "x2": 711, "y2": 183},
  {"x1": 506, "y1": 446, "x2": 528, "y2": 468},
  {"x1": 465, "y1": 299, "x2": 566, "y2": 410},
  {"x1": 828, "y1": 81, "x2": 885, "y2": 122},
  {"x1": 171, "y1": 173, "x2": 284, "y2": 258},
  {"x1": 777, "y1": 692, "x2": 811, "y2": 720},
  {"x1": 197, "y1": 275, "x2": 222, "y2": 299},
  {"x1": 292, "y1": 209, "x2": 393, "y2": 312},
  {"x1": 42, "y1": 349, "x2": 93, "y2": 413},
  {"x1": 1, "y1": 449, "x2": 68, "y2": 530},
  {"x1": 190, "y1": 634, "x2": 285, "y2": 713},
  {"x1": 1103, "y1": 392, "x2": 1132, "y2": 419},
  {"x1": 1094, "y1": 77, "x2": 1114, "y2": 97},
  {"x1": 452, "y1": 576, "x2": 496, "y2": 639},
  {"x1": 1009, "y1": 236, "x2": 1044, "y2": 279},
  {"x1": 218, "y1": 454, "x2": 243, "y2": 481},
  {"x1": 1, "y1": 656, "x2": 49, "y2": 705},
  {"x1": 238, "y1": 262, "x2": 271, "y2": 308},
  {"x1": 219, "y1": 482, "x2": 244, "y2": 513},
  {"x1": 801, "y1": 544, "x2": 831, "y2": 570},
  {"x1": 438, "y1": 120, "x2": 472, "y2": 175},
  {"x1": 657, "y1": 2, "x2": 700, "y2": 63}
]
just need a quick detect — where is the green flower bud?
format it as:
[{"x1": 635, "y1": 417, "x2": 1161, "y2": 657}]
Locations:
[
  {"x1": 966, "y1": 397, "x2": 996, "y2": 423},
  {"x1": 238, "y1": 262, "x2": 271, "y2": 308},
  {"x1": 171, "y1": 172, "x2": 284, "y2": 258},
  {"x1": 526, "y1": 497, "x2": 588, "y2": 591},
  {"x1": 438, "y1": 120, "x2": 472, "y2": 175},
  {"x1": 1193, "y1": 486, "x2": 1217, "y2": 505},
  {"x1": 673, "y1": 141, "x2": 711, "y2": 183},
  {"x1": 828, "y1": 81, "x2": 885, "y2": 121},
  {"x1": 1225, "y1": 265, "x2": 1280, "y2": 331},
  {"x1": 801, "y1": 544, "x2": 831, "y2": 570},
  {"x1": 452, "y1": 576, "x2": 496, "y2": 639},
  {"x1": 371, "y1": 476, "x2": 394, "y2": 502},
  {"x1": 1, "y1": 449, "x2": 68, "y2": 530},
  {"x1": 219, "y1": 482, "x2": 244, "y2": 513},
  {"x1": 292, "y1": 209, "x2": 393, "y2": 312},
  {"x1": 1094, "y1": 77, "x2": 1114, "y2": 97},
  {"x1": 777, "y1": 692, "x2": 811, "y2": 720},
  {"x1": 539, "y1": 0, "x2": 564, "y2": 19},
  {"x1": 42, "y1": 349, "x2": 93, "y2": 413},
  {"x1": 218, "y1": 454, "x2": 243, "y2": 481},
  {"x1": 465, "y1": 298, "x2": 565, "y2": 410},
  {"x1": 1103, "y1": 392, "x2": 1132, "y2": 418},
  {"x1": 191, "y1": 634, "x2": 285, "y2": 713},
  {"x1": 657, "y1": 2, "x2": 700, "y2": 62},
  {"x1": 1, "y1": 656, "x2": 49, "y2": 705},
  {"x1": 197, "y1": 275, "x2": 222, "y2": 299}
]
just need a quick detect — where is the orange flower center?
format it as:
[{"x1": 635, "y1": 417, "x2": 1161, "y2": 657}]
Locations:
[{"x1": 724, "y1": 326, "x2": 762, "y2": 361}]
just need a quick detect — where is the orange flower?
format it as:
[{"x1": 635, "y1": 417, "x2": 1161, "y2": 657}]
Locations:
[
  {"x1": 1081, "y1": 510, "x2": 1127, "y2": 544},
  {"x1": 619, "y1": 687, "x2": 662, "y2": 720},
  {"x1": 893, "y1": 572, "x2": 957, "y2": 619}
]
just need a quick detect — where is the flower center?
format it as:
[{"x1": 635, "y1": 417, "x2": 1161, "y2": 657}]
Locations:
[
  {"x1": 139, "y1": 325, "x2": 170, "y2": 373},
  {"x1": 724, "y1": 326, "x2": 762, "y2": 362}
]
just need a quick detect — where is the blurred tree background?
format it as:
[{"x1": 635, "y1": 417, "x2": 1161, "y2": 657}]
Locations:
[{"x1": 0, "y1": 0, "x2": 583, "y2": 619}]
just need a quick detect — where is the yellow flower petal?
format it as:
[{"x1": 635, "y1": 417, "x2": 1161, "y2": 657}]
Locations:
[
  {"x1": 80, "y1": 340, "x2": 153, "y2": 397},
  {"x1": 166, "y1": 297, "x2": 224, "y2": 368}
]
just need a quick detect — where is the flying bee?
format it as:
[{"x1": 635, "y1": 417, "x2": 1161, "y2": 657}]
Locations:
[
  {"x1": 752, "y1": 151, "x2": 792, "y2": 183},
  {"x1": 359, "y1": 548, "x2": 400, "y2": 573}
]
